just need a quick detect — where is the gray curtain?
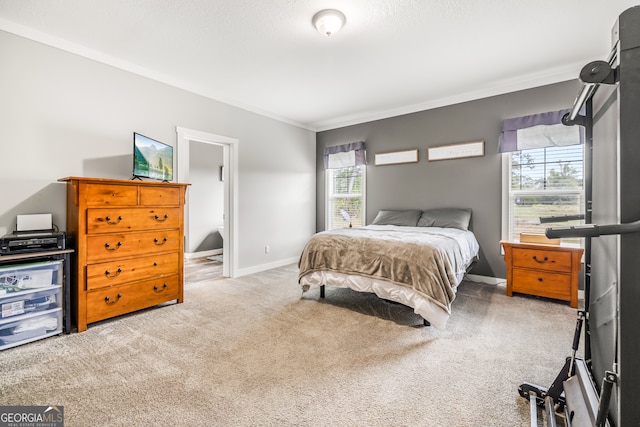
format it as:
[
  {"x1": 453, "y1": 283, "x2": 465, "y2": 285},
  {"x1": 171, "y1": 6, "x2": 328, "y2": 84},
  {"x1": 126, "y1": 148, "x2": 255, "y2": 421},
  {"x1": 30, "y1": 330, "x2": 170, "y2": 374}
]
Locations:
[
  {"x1": 323, "y1": 141, "x2": 366, "y2": 169},
  {"x1": 498, "y1": 109, "x2": 584, "y2": 153}
]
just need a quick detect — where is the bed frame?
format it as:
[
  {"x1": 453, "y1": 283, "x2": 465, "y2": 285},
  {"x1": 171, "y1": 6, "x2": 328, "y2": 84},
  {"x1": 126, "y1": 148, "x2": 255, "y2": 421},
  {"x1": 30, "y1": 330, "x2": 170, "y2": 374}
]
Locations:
[{"x1": 318, "y1": 256, "x2": 478, "y2": 327}]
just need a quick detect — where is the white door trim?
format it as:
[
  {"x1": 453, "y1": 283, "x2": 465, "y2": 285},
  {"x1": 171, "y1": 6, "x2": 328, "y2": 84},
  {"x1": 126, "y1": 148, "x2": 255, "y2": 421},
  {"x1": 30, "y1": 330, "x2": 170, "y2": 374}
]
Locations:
[{"x1": 176, "y1": 126, "x2": 239, "y2": 278}]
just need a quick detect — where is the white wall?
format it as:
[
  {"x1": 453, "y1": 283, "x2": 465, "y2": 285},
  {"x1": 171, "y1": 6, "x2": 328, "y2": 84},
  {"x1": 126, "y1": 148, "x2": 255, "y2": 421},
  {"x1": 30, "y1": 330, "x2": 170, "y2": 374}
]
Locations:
[
  {"x1": 0, "y1": 30, "x2": 316, "y2": 274},
  {"x1": 188, "y1": 141, "x2": 224, "y2": 253}
]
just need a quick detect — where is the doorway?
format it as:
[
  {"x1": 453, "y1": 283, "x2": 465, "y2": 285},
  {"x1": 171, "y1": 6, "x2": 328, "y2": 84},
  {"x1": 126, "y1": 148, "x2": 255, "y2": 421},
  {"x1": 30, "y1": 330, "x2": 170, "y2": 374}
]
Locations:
[{"x1": 176, "y1": 127, "x2": 238, "y2": 278}]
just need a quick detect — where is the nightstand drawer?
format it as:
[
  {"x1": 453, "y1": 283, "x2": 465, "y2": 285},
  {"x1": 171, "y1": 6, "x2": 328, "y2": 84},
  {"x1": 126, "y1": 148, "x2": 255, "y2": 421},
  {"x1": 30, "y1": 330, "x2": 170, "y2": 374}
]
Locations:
[
  {"x1": 501, "y1": 241, "x2": 582, "y2": 308},
  {"x1": 512, "y1": 268, "x2": 571, "y2": 301},
  {"x1": 512, "y1": 247, "x2": 572, "y2": 273}
]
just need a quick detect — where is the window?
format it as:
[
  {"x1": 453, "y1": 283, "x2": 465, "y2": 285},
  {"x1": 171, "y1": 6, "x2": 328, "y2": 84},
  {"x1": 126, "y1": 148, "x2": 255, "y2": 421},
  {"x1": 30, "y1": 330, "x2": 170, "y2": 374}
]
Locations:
[
  {"x1": 504, "y1": 144, "x2": 585, "y2": 244},
  {"x1": 326, "y1": 165, "x2": 366, "y2": 230}
]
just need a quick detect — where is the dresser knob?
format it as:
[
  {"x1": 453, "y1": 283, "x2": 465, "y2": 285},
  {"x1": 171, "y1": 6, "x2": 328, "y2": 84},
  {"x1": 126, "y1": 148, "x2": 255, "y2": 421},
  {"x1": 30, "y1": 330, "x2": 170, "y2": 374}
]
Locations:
[
  {"x1": 104, "y1": 293, "x2": 122, "y2": 305},
  {"x1": 105, "y1": 241, "x2": 122, "y2": 251},
  {"x1": 154, "y1": 214, "x2": 169, "y2": 222},
  {"x1": 105, "y1": 215, "x2": 123, "y2": 224},
  {"x1": 154, "y1": 237, "x2": 168, "y2": 245},
  {"x1": 154, "y1": 283, "x2": 168, "y2": 293},
  {"x1": 105, "y1": 268, "x2": 122, "y2": 278},
  {"x1": 538, "y1": 277, "x2": 544, "y2": 282}
]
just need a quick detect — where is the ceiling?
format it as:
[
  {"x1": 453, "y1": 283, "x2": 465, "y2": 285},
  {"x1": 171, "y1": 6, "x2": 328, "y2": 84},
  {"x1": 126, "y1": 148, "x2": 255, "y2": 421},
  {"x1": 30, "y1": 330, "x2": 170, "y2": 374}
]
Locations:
[{"x1": 0, "y1": 0, "x2": 636, "y2": 131}]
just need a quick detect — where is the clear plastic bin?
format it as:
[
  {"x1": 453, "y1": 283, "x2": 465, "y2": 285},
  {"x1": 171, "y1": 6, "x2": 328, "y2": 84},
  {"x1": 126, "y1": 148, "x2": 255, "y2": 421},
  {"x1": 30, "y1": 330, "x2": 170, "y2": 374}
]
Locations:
[
  {"x1": 0, "y1": 260, "x2": 62, "y2": 293},
  {"x1": 1, "y1": 287, "x2": 60, "y2": 319},
  {"x1": 0, "y1": 310, "x2": 61, "y2": 349}
]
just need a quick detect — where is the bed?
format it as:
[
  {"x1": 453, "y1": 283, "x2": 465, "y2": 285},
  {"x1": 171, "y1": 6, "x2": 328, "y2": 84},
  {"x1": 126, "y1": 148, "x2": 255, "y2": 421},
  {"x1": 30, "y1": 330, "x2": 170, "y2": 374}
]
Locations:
[{"x1": 298, "y1": 208, "x2": 480, "y2": 329}]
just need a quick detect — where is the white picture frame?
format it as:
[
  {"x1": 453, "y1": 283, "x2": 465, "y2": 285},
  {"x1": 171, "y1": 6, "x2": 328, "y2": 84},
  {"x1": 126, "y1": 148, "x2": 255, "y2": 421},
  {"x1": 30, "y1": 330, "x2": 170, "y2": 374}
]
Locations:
[
  {"x1": 427, "y1": 141, "x2": 485, "y2": 161},
  {"x1": 374, "y1": 149, "x2": 419, "y2": 166}
]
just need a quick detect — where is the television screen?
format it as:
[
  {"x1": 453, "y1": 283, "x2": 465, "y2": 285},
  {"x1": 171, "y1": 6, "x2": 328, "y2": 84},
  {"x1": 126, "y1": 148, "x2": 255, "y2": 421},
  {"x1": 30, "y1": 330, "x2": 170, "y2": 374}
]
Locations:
[{"x1": 133, "y1": 132, "x2": 173, "y2": 181}]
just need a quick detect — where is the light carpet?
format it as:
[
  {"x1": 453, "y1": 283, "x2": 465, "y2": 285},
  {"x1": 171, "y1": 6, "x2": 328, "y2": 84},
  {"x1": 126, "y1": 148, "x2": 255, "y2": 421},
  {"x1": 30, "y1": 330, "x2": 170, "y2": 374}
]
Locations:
[{"x1": 0, "y1": 263, "x2": 577, "y2": 426}]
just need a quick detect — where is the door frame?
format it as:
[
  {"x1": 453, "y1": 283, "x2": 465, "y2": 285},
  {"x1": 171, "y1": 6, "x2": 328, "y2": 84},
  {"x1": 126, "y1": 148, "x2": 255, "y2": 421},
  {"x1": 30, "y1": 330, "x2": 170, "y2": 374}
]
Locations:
[{"x1": 176, "y1": 126, "x2": 238, "y2": 278}]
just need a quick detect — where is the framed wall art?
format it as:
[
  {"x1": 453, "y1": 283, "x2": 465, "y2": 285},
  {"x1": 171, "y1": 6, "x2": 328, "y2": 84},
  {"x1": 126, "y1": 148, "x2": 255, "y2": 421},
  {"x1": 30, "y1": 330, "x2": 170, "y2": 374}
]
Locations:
[
  {"x1": 374, "y1": 149, "x2": 419, "y2": 166},
  {"x1": 427, "y1": 141, "x2": 484, "y2": 161}
]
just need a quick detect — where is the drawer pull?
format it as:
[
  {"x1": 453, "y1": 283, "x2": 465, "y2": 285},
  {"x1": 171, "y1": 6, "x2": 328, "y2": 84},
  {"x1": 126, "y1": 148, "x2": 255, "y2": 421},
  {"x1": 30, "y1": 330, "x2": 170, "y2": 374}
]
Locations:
[
  {"x1": 538, "y1": 277, "x2": 544, "y2": 282},
  {"x1": 154, "y1": 237, "x2": 168, "y2": 245},
  {"x1": 105, "y1": 293, "x2": 122, "y2": 305},
  {"x1": 154, "y1": 283, "x2": 168, "y2": 293},
  {"x1": 532, "y1": 255, "x2": 548, "y2": 263},
  {"x1": 105, "y1": 241, "x2": 123, "y2": 251},
  {"x1": 105, "y1": 215, "x2": 123, "y2": 224},
  {"x1": 105, "y1": 268, "x2": 122, "y2": 278},
  {"x1": 154, "y1": 214, "x2": 169, "y2": 222}
]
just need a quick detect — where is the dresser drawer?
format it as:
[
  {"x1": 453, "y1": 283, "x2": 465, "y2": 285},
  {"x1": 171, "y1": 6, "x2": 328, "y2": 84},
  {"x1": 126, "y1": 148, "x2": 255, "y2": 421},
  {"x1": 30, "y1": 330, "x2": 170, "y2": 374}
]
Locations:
[
  {"x1": 86, "y1": 208, "x2": 181, "y2": 234},
  {"x1": 140, "y1": 186, "x2": 180, "y2": 206},
  {"x1": 86, "y1": 275, "x2": 180, "y2": 323},
  {"x1": 86, "y1": 252, "x2": 179, "y2": 290},
  {"x1": 83, "y1": 183, "x2": 138, "y2": 206},
  {"x1": 512, "y1": 268, "x2": 571, "y2": 301},
  {"x1": 512, "y1": 247, "x2": 572, "y2": 273},
  {"x1": 86, "y1": 230, "x2": 181, "y2": 263}
]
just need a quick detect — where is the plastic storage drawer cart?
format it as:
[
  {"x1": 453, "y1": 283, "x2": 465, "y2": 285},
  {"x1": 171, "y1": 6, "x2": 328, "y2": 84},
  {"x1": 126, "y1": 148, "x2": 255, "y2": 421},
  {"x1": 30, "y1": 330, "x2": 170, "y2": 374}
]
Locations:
[{"x1": 0, "y1": 260, "x2": 63, "y2": 350}]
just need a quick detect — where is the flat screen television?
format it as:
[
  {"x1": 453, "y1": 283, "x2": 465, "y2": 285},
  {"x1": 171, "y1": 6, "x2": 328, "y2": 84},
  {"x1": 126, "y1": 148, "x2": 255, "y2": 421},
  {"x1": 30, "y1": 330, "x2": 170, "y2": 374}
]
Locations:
[{"x1": 133, "y1": 132, "x2": 173, "y2": 181}]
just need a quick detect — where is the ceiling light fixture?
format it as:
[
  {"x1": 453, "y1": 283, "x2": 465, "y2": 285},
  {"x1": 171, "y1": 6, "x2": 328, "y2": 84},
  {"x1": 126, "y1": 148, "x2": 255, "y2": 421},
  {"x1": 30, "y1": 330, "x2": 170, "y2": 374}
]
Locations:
[{"x1": 312, "y1": 9, "x2": 346, "y2": 36}]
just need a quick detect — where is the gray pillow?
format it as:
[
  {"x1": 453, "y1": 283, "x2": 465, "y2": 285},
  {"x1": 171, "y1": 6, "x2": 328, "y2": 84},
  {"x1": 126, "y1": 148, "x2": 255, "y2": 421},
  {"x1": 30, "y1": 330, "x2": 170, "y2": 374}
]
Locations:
[
  {"x1": 371, "y1": 210, "x2": 422, "y2": 227},
  {"x1": 418, "y1": 208, "x2": 472, "y2": 230}
]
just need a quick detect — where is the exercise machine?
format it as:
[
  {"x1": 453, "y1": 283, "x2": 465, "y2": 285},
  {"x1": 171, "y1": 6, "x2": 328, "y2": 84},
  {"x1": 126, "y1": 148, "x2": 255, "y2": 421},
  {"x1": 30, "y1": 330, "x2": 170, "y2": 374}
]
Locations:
[{"x1": 519, "y1": 6, "x2": 640, "y2": 426}]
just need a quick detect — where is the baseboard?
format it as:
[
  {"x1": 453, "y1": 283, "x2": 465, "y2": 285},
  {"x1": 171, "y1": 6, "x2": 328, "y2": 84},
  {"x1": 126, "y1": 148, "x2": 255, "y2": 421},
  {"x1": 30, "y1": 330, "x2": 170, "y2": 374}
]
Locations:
[
  {"x1": 236, "y1": 257, "x2": 298, "y2": 277},
  {"x1": 465, "y1": 274, "x2": 506, "y2": 286},
  {"x1": 185, "y1": 249, "x2": 223, "y2": 259}
]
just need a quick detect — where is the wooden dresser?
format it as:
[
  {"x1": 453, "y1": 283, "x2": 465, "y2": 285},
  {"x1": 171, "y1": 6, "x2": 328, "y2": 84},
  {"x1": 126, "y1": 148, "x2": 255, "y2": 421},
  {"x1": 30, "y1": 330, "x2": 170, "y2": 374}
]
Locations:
[
  {"x1": 500, "y1": 241, "x2": 584, "y2": 308},
  {"x1": 59, "y1": 177, "x2": 189, "y2": 332}
]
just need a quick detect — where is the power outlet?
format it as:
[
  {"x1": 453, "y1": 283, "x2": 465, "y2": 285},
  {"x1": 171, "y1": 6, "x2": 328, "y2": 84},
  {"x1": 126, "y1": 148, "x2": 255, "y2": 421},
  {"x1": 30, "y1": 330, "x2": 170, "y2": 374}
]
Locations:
[{"x1": 265, "y1": 245, "x2": 270, "y2": 253}]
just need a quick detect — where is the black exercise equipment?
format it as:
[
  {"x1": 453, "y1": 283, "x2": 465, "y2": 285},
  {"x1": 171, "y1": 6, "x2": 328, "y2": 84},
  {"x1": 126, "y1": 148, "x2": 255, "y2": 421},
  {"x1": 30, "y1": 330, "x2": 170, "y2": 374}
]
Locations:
[{"x1": 518, "y1": 6, "x2": 640, "y2": 426}]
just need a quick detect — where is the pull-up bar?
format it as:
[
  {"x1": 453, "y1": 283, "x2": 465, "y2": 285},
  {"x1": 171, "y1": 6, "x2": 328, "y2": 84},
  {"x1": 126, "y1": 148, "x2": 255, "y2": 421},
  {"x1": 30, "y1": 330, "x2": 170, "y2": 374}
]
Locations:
[
  {"x1": 563, "y1": 57, "x2": 618, "y2": 126},
  {"x1": 546, "y1": 220, "x2": 640, "y2": 239}
]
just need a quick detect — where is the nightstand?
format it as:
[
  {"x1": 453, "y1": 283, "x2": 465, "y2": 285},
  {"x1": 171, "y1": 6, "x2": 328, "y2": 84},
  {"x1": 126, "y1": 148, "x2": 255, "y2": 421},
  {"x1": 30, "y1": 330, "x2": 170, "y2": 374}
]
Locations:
[{"x1": 500, "y1": 241, "x2": 584, "y2": 308}]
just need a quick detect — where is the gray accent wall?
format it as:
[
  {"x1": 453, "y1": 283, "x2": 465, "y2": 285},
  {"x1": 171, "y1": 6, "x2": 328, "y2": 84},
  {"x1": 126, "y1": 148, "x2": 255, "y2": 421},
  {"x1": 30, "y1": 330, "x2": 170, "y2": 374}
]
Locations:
[
  {"x1": 317, "y1": 80, "x2": 582, "y2": 279},
  {"x1": 0, "y1": 30, "x2": 316, "y2": 275}
]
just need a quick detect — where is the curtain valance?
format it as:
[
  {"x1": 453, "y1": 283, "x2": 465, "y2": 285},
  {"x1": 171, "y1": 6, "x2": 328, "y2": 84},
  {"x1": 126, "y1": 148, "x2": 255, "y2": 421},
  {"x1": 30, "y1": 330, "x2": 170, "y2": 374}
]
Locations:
[
  {"x1": 498, "y1": 109, "x2": 584, "y2": 153},
  {"x1": 323, "y1": 141, "x2": 366, "y2": 169}
]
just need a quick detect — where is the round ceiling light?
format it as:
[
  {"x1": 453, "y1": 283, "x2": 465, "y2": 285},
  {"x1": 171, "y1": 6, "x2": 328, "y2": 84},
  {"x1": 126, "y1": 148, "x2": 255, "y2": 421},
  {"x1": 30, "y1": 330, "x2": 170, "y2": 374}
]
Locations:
[{"x1": 312, "y1": 9, "x2": 346, "y2": 36}]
